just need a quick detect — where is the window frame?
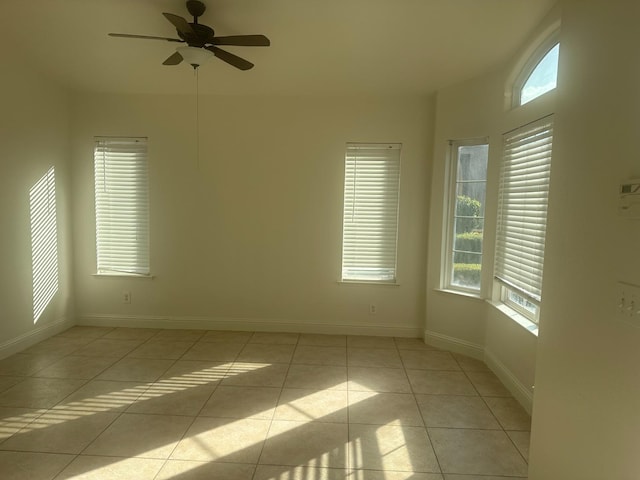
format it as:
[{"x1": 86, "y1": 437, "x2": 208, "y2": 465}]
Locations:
[
  {"x1": 512, "y1": 30, "x2": 560, "y2": 108},
  {"x1": 94, "y1": 136, "x2": 150, "y2": 277},
  {"x1": 443, "y1": 138, "x2": 489, "y2": 295},
  {"x1": 501, "y1": 285, "x2": 540, "y2": 322},
  {"x1": 340, "y1": 142, "x2": 401, "y2": 284},
  {"x1": 494, "y1": 116, "x2": 554, "y2": 324}
]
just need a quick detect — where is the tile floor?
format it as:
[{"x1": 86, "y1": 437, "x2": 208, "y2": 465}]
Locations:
[{"x1": 0, "y1": 327, "x2": 531, "y2": 479}]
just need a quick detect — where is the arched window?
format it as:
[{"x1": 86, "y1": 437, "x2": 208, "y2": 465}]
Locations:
[
  {"x1": 520, "y1": 43, "x2": 559, "y2": 105},
  {"x1": 511, "y1": 28, "x2": 560, "y2": 108}
]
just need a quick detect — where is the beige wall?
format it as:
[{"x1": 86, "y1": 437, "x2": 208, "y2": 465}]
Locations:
[
  {"x1": 529, "y1": 1, "x2": 640, "y2": 478},
  {"x1": 0, "y1": 49, "x2": 74, "y2": 352},
  {"x1": 425, "y1": 6, "x2": 559, "y2": 411},
  {"x1": 427, "y1": 0, "x2": 640, "y2": 476},
  {"x1": 426, "y1": 68, "x2": 503, "y2": 351},
  {"x1": 71, "y1": 93, "x2": 433, "y2": 335}
]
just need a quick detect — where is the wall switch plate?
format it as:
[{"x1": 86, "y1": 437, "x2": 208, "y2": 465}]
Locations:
[{"x1": 619, "y1": 179, "x2": 640, "y2": 219}]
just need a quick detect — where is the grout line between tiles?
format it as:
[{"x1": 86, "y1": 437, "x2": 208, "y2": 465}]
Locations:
[
  {"x1": 146, "y1": 334, "x2": 239, "y2": 479},
  {"x1": 1, "y1": 328, "x2": 532, "y2": 478},
  {"x1": 454, "y1": 354, "x2": 532, "y2": 468},
  {"x1": 253, "y1": 332, "x2": 299, "y2": 474},
  {"x1": 395, "y1": 336, "x2": 444, "y2": 476}
]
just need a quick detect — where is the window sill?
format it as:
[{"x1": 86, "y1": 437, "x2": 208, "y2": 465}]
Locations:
[
  {"x1": 93, "y1": 273, "x2": 154, "y2": 279},
  {"x1": 338, "y1": 280, "x2": 399, "y2": 287},
  {"x1": 488, "y1": 300, "x2": 539, "y2": 336},
  {"x1": 434, "y1": 288, "x2": 483, "y2": 300}
]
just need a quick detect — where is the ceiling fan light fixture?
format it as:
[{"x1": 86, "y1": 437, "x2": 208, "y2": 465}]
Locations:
[{"x1": 177, "y1": 46, "x2": 214, "y2": 68}]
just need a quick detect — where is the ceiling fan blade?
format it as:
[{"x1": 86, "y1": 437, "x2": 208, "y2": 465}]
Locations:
[
  {"x1": 162, "y1": 51, "x2": 183, "y2": 65},
  {"x1": 212, "y1": 35, "x2": 271, "y2": 47},
  {"x1": 109, "y1": 33, "x2": 184, "y2": 43},
  {"x1": 207, "y1": 46, "x2": 254, "y2": 70},
  {"x1": 163, "y1": 12, "x2": 195, "y2": 36}
]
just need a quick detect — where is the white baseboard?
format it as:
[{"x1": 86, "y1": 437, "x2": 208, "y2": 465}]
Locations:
[
  {"x1": 424, "y1": 329, "x2": 484, "y2": 360},
  {"x1": 77, "y1": 314, "x2": 423, "y2": 338},
  {"x1": 0, "y1": 317, "x2": 75, "y2": 360},
  {"x1": 484, "y1": 348, "x2": 534, "y2": 414},
  {"x1": 425, "y1": 329, "x2": 533, "y2": 414}
]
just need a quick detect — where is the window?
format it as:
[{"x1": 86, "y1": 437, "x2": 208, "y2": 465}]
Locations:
[
  {"x1": 445, "y1": 140, "x2": 489, "y2": 292},
  {"x1": 517, "y1": 42, "x2": 560, "y2": 106},
  {"x1": 341, "y1": 143, "x2": 401, "y2": 283},
  {"x1": 495, "y1": 117, "x2": 553, "y2": 322},
  {"x1": 94, "y1": 137, "x2": 150, "y2": 276},
  {"x1": 30, "y1": 167, "x2": 58, "y2": 322}
]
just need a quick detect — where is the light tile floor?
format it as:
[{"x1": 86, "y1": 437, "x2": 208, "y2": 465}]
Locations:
[{"x1": 0, "y1": 327, "x2": 531, "y2": 479}]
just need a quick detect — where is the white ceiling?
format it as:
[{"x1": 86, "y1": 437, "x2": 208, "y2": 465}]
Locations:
[{"x1": 0, "y1": 0, "x2": 556, "y2": 96}]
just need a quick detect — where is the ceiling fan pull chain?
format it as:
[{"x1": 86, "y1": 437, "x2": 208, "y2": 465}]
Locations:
[{"x1": 195, "y1": 67, "x2": 200, "y2": 171}]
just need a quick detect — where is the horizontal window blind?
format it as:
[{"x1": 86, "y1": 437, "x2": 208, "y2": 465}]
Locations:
[
  {"x1": 341, "y1": 143, "x2": 401, "y2": 282},
  {"x1": 94, "y1": 137, "x2": 150, "y2": 275},
  {"x1": 495, "y1": 117, "x2": 553, "y2": 302}
]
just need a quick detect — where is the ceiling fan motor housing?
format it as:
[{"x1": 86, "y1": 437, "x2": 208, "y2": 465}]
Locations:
[
  {"x1": 186, "y1": 0, "x2": 207, "y2": 20},
  {"x1": 178, "y1": 24, "x2": 215, "y2": 47}
]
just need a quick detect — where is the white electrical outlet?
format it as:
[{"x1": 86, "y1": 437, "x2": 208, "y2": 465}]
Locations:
[
  {"x1": 617, "y1": 282, "x2": 640, "y2": 326},
  {"x1": 123, "y1": 291, "x2": 131, "y2": 304},
  {"x1": 369, "y1": 304, "x2": 377, "y2": 314}
]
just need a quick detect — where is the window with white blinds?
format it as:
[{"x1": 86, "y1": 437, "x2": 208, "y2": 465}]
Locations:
[
  {"x1": 495, "y1": 117, "x2": 553, "y2": 319},
  {"x1": 341, "y1": 143, "x2": 401, "y2": 283},
  {"x1": 94, "y1": 137, "x2": 150, "y2": 276}
]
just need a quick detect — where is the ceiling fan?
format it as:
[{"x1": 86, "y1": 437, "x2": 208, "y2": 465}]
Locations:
[{"x1": 108, "y1": 0, "x2": 270, "y2": 70}]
